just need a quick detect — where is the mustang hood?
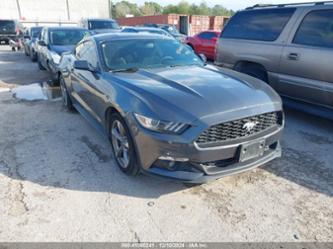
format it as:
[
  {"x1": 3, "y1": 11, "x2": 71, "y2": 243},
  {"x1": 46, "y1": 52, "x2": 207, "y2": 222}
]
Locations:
[{"x1": 106, "y1": 66, "x2": 282, "y2": 124}]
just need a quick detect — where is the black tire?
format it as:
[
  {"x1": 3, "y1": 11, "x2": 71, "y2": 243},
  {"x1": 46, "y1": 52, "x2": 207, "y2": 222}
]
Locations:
[
  {"x1": 30, "y1": 50, "x2": 37, "y2": 62},
  {"x1": 109, "y1": 113, "x2": 140, "y2": 176},
  {"x1": 236, "y1": 64, "x2": 268, "y2": 83},
  {"x1": 59, "y1": 76, "x2": 74, "y2": 111},
  {"x1": 38, "y1": 56, "x2": 46, "y2": 70}
]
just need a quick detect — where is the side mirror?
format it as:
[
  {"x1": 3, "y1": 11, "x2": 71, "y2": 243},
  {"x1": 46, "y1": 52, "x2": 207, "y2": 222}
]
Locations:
[
  {"x1": 199, "y1": 53, "x2": 207, "y2": 64},
  {"x1": 38, "y1": 40, "x2": 46, "y2": 46},
  {"x1": 74, "y1": 60, "x2": 93, "y2": 71}
]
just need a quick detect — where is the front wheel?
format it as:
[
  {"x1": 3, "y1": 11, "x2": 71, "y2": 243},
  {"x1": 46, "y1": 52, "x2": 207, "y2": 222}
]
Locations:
[
  {"x1": 37, "y1": 56, "x2": 46, "y2": 70},
  {"x1": 59, "y1": 76, "x2": 74, "y2": 111},
  {"x1": 30, "y1": 49, "x2": 37, "y2": 62},
  {"x1": 109, "y1": 113, "x2": 139, "y2": 176}
]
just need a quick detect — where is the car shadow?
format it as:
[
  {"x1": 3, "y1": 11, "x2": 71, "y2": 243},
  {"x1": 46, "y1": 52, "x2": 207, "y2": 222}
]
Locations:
[
  {"x1": 0, "y1": 108, "x2": 187, "y2": 199},
  {"x1": 264, "y1": 107, "x2": 333, "y2": 197}
]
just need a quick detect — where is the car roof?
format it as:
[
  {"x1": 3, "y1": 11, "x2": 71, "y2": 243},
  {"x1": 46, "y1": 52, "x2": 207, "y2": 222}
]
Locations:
[
  {"x1": 30, "y1": 26, "x2": 43, "y2": 30},
  {"x1": 45, "y1": 26, "x2": 87, "y2": 31},
  {"x1": 123, "y1": 27, "x2": 168, "y2": 33},
  {"x1": 83, "y1": 18, "x2": 117, "y2": 22},
  {"x1": 91, "y1": 32, "x2": 174, "y2": 43},
  {"x1": 245, "y1": 2, "x2": 333, "y2": 10}
]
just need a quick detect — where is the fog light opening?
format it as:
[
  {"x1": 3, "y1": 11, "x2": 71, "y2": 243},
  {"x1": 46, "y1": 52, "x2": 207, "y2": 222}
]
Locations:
[{"x1": 158, "y1": 156, "x2": 189, "y2": 162}]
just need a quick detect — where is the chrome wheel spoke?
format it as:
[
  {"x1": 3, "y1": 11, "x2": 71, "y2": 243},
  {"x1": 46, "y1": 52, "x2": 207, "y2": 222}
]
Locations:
[
  {"x1": 112, "y1": 127, "x2": 123, "y2": 142},
  {"x1": 111, "y1": 120, "x2": 130, "y2": 169},
  {"x1": 122, "y1": 148, "x2": 129, "y2": 166}
]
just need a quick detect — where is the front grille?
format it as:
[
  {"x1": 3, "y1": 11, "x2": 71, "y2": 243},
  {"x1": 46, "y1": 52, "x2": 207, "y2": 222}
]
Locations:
[{"x1": 196, "y1": 112, "x2": 281, "y2": 146}]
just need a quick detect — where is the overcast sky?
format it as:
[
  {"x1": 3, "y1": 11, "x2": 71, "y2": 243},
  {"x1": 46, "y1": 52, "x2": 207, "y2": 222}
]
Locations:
[{"x1": 116, "y1": 0, "x2": 324, "y2": 11}]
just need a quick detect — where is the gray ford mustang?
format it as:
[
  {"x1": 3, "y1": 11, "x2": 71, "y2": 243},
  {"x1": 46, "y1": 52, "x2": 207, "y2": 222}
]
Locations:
[{"x1": 58, "y1": 33, "x2": 284, "y2": 183}]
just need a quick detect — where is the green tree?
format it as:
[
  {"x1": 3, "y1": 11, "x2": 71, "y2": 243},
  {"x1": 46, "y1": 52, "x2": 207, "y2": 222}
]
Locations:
[
  {"x1": 113, "y1": 1, "x2": 141, "y2": 18},
  {"x1": 140, "y1": 2, "x2": 163, "y2": 15},
  {"x1": 162, "y1": 1, "x2": 233, "y2": 16}
]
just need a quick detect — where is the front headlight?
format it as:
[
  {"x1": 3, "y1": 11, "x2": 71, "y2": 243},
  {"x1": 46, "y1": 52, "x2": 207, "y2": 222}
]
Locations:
[
  {"x1": 50, "y1": 51, "x2": 61, "y2": 64},
  {"x1": 134, "y1": 113, "x2": 189, "y2": 134}
]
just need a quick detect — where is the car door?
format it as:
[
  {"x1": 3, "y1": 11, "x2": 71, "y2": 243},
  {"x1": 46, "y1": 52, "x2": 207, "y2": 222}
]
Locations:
[
  {"x1": 195, "y1": 32, "x2": 208, "y2": 54},
  {"x1": 278, "y1": 8, "x2": 333, "y2": 108},
  {"x1": 39, "y1": 29, "x2": 49, "y2": 68},
  {"x1": 71, "y1": 40, "x2": 107, "y2": 124}
]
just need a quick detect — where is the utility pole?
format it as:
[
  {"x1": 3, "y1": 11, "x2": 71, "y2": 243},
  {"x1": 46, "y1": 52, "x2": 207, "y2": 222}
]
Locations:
[
  {"x1": 16, "y1": 0, "x2": 22, "y2": 19},
  {"x1": 66, "y1": 0, "x2": 71, "y2": 21},
  {"x1": 108, "y1": 0, "x2": 112, "y2": 18}
]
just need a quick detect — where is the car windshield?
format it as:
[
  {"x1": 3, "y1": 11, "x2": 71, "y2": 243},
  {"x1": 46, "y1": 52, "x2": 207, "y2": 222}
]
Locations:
[
  {"x1": 0, "y1": 20, "x2": 15, "y2": 31},
  {"x1": 50, "y1": 30, "x2": 87, "y2": 46},
  {"x1": 123, "y1": 28, "x2": 171, "y2": 37},
  {"x1": 31, "y1": 28, "x2": 42, "y2": 38},
  {"x1": 101, "y1": 38, "x2": 203, "y2": 71},
  {"x1": 89, "y1": 20, "x2": 119, "y2": 30},
  {"x1": 161, "y1": 26, "x2": 179, "y2": 35}
]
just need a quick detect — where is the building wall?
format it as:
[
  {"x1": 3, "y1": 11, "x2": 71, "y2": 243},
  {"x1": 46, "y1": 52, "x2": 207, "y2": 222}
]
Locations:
[
  {"x1": 0, "y1": 0, "x2": 110, "y2": 23},
  {"x1": 210, "y1": 16, "x2": 230, "y2": 31},
  {"x1": 117, "y1": 15, "x2": 169, "y2": 27},
  {"x1": 117, "y1": 14, "x2": 229, "y2": 35}
]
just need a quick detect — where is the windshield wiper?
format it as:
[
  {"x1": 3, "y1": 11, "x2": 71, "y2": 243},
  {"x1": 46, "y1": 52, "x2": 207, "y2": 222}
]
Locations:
[
  {"x1": 110, "y1": 67, "x2": 139, "y2": 73},
  {"x1": 168, "y1": 64, "x2": 198, "y2": 68}
]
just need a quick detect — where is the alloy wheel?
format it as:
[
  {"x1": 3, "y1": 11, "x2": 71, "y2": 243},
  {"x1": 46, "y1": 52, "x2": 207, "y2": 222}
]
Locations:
[{"x1": 111, "y1": 120, "x2": 130, "y2": 169}]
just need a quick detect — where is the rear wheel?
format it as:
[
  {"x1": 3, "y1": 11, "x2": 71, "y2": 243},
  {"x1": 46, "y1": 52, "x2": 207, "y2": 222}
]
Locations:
[
  {"x1": 30, "y1": 49, "x2": 37, "y2": 62},
  {"x1": 109, "y1": 113, "x2": 139, "y2": 176},
  {"x1": 37, "y1": 55, "x2": 46, "y2": 70}
]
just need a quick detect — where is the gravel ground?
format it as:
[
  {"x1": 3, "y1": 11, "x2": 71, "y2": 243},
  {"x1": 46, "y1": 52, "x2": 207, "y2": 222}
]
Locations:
[{"x1": 0, "y1": 46, "x2": 332, "y2": 242}]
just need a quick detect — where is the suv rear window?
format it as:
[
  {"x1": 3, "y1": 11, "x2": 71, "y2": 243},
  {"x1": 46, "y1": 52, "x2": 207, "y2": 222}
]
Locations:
[
  {"x1": 88, "y1": 20, "x2": 119, "y2": 30},
  {"x1": 221, "y1": 8, "x2": 296, "y2": 41},
  {"x1": 0, "y1": 20, "x2": 15, "y2": 32},
  {"x1": 293, "y1": 10, "x2": 333, "y2": 48}
]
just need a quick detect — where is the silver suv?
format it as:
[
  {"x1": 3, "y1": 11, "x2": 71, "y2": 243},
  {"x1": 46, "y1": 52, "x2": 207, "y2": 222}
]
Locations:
[{"x1": 215, "y1": 2, "x2": 333, "y2": 111}]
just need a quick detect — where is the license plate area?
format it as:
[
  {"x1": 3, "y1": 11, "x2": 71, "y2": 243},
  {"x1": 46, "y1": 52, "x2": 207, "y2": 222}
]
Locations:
[{"x1": 239, "y1": 139, "x2": 265, "y2": 162}]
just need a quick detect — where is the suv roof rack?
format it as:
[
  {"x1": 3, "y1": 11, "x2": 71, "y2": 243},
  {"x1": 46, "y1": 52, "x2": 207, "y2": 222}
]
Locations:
[{"x1": 246, "y1": 1, "x2": 333, "y2": 9}]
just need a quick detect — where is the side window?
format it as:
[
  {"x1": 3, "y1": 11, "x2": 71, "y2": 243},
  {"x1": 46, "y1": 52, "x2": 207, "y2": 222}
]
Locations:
[
  {"x1": 40, "y1": 30, "x2": 44, "y2": 41},
  {"x1": 77, "y1": 41, "x2": 98, "y2": 68},
  {"x1": 221, "y1": 8, "x2": 296, "y2": 41},
  {"x1": 293, "y1": 9, "x2": 333, "y2": 48},
  {"x1": 198, "y1": 32, "x2": 216, "y2": 39}
]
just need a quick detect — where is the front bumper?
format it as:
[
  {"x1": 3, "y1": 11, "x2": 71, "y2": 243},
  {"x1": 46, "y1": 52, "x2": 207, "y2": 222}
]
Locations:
[
  {"x1": 128, "y1": 114, "x2": 283, "y2": 183},
  {"x1": 144, "y1": 143, "x2": 281, "y2": 183}
]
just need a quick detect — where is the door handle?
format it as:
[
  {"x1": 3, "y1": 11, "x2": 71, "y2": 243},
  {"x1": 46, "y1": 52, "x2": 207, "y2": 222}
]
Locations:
[{"x1": 288, "y1": 53, "x2": 299, "y2": 60}]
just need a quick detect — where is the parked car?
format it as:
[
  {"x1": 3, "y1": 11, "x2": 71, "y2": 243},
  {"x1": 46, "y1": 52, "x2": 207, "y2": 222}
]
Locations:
[
  {"x1": 215, "y1": 2, "x2": 333, "y2": 112},
  {"x1": 185, "y1": 31, "x2": 220, "y2": 60},
  {"x1": 58, "y1": 33, "x2": 284, "y2": 183},
  {"x1": 79, "y1": 18, "x2": 120, "y2": 34},
  {"x1": 23, "y1": 26, "x2": 43, "y2": 61},
  {"x1": 36, "y1": 26, "x2": 88, "y2": 84},
  {"x1": 0, "y1": 19, "x2": 23, "y2": 45},
  {"x1": 144, "y1": 24, "x2": 186, "y2": 42},
  {"x1": 121, "y1": 27, "x2": 173, "y2": 38}
]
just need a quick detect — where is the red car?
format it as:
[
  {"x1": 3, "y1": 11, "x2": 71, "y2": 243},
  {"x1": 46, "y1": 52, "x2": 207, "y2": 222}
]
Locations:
[{"x1": 185, "y1": 31, "x2": 220, "y2": 60}]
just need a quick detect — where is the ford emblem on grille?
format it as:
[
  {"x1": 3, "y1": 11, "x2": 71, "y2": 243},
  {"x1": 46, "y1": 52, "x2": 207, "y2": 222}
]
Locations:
[{"x1": 243, "y1": 121, "x2": 259, "y2": 132}]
